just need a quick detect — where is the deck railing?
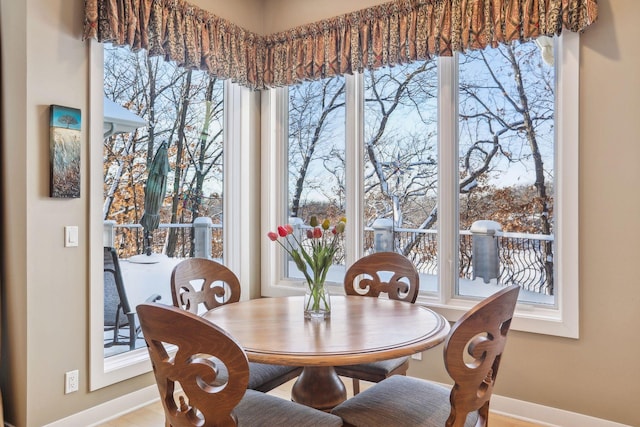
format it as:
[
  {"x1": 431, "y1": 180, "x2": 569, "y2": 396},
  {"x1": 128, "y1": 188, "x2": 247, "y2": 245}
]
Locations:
[
  {"x1": 375, "y1": 228, "x2": 554, "y2": 295},
  {"x1": 105, "y1": 220, "x2": 554, "y2": 295},
  {"x1": 104, "y1": 219, "x2": 223, "y2": 260}
]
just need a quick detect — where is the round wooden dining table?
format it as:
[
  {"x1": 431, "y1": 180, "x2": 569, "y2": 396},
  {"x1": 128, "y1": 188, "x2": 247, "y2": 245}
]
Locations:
[{"x1": 202, "y1": 295, "x2": 450, "y2": 411}]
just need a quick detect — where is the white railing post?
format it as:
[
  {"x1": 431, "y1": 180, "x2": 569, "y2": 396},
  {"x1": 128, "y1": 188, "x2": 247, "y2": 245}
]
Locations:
[
  {"x1": 470, "y1": 220, "x2": 502, "y2": 283},
  {"x1": 288, "y1": 217, "x2": 305, "y2": 250},
  {"x1": 103, "y1": 220, "x2": 116, "y2": 248},
  {"x1": 372, "y1": 218, "x2": 394, "y2": 253},
  {"x1": 193, "y1": 217, "x2": 213, "y2": 259}
]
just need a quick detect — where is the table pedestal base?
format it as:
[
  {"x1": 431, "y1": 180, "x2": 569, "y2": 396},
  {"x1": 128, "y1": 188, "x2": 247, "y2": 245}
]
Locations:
[{"x1": 291, "y1": 366, "x2": 346, "y2": 411}]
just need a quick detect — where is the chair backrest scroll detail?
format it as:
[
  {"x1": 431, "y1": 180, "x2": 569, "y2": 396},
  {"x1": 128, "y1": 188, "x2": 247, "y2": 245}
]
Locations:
[
  {"x1": 344, "y1": 252, "x2": 420, "y2": 303},
  {"x1": 444, "y1": 284, "x2": 520, "y2": 427},
  {"x1": 137, "y1": 303, "x2": 250, "y2": 427},
  {"x1": 171, "y1": 258, "x2": 241, "y2": 313}
]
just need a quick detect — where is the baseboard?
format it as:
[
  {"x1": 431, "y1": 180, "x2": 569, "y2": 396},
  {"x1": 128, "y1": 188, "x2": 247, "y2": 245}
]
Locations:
[
  {"x1": 490, "y1": 394, "x2": 631, "y2": 427},
  {"x1": 43, "y1": 385, "x2": 631, "y2": 427},
  {"x1": 42, "y1": 385, "x2": 159, "y2": 427}
]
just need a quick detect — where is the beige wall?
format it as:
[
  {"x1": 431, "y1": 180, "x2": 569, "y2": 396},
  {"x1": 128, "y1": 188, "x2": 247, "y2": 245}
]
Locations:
[
  {"x1": 1, "y1": 0, "x2": 638, "y2": 426},
  {"x1": 1, "y1": 0, "x2": 146, "y2": 425},
  {"x1": 191, "y1": 0, "x2": 265, "y2": 34},
  {"x1": 0, "y1": 0, "x2": 259, "y2": 426},
  {"x1": 262, "y1": 0, "x2": 389, "y2": 33}
]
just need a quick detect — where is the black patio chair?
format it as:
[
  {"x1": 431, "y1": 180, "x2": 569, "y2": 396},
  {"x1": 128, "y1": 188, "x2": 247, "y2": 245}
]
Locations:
[{"x1": 104, "y1": 246, "x2": 161, "y2": 350}]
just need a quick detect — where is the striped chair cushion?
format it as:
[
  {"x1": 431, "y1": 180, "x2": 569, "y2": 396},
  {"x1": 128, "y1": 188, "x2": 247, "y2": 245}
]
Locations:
[
  {"x1": 331, "y1": 375, "x2": 478, "y2": 427},
  {"x1": 236, "y1": 389, "x2": 343, "y2": 426}
]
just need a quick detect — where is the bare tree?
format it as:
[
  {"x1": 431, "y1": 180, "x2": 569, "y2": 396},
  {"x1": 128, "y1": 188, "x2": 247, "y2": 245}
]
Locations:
[
  {"x1": 166, "y1": 72, "x2": 224, "y2": 257},
  {"x1": 286, "y1": 40, "x2": 555, "y2": 291},
  {"x1": 363, "y1": 60, "x2": 438, "y2": 231},
  {"x1": 288, "y1": 77, "x2": 346, "y2": 218},
  {"x1": 456, "y1": 41, "x2": 555, "y2": 291},
  {"x1": 104, "y1": 44, "x2": 225, "y2": 258}
]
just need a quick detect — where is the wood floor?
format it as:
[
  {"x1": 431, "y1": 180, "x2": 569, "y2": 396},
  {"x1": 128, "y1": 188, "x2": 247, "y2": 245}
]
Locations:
[{"x1": 96, "y1": 377, "x2": 543, "y2": 427}]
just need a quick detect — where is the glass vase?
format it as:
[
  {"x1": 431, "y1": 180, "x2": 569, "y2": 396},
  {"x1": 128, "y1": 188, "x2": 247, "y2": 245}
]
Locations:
[{"x1": 304, "y1": 282, "x2": 331, "y2": 320}]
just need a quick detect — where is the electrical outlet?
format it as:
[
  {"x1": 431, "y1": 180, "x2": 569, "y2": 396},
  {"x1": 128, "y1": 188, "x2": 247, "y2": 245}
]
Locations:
[
  {"x1": 65, "y1": 370, "x2": 79, "y2": 394},
  {"x1": 411, "y1": 352, "x2": 422, "y2": 361}
]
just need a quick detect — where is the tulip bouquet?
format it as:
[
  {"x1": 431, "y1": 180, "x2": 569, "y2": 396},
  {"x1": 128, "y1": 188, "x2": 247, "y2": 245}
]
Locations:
[{"x1": 268, "y1": 216, "x2": 346, "y2": 318}]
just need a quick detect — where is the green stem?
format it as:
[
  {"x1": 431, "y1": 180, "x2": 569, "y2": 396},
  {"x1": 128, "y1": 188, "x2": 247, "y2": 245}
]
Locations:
[{"x1": 305, "y1": 280, "x2": 330, "y2": 313}]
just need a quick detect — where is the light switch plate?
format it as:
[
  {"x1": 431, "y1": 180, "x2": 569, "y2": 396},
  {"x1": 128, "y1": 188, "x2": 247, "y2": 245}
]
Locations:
[{"x1": 65, "y1": 226, "x2": 79, "y2": 247}]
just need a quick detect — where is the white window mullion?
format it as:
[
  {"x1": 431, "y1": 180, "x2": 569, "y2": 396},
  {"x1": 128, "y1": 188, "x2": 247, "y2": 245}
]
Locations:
[
  {"x1": 260, "y1": 87, "x2": 293, "y2": 296},
  {"x1": 552, "y1": 31, "x2": 579, "y2": 338},
  {"x1": 224, "y1": 81, "x2": 260, "y2": 300},
  {"x1": 345, "y1": 73, "x2": 364, "y2": 268},
  {"x1": 437, "y1": 56, "x2": 459, "y2": 305}
]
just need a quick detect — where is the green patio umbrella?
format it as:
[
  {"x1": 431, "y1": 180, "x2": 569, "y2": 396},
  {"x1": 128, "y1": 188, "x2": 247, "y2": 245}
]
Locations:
[{"x1": 140, "y1": 142, "x2": 169, "y2": 255}]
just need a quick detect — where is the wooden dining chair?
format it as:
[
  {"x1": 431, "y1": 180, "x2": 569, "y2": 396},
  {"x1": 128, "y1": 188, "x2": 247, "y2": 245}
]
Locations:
[
  {"x1": 170, "y1": 258, "x2": 302, "y2": 392},
  {"x1": 171, "y1": 257, "x2": 241, "y2": 313},
  {"x1": 137, "y1": 303, "x2": 343, "y2": 427},
  {"x1": 335, "y1": 252, "x2": 420, "y2": 394},
  {"x1": 331, "y1": 285, "x2": 520, "y2": 427}
]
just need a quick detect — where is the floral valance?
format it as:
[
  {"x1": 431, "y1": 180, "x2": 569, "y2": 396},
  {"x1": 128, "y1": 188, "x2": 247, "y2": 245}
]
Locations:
[{"x1": 84, "y1": 0, "x2": 598, "y2": 90}]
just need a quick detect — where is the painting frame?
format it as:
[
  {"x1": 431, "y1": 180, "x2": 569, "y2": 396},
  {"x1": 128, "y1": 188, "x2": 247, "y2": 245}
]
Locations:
[{"x1": 49, "y1": 104, "x2": 81, "y2": 198}]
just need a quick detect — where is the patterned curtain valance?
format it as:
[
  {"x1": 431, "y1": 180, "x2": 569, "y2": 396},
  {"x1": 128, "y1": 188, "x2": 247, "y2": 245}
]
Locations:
[
  {"x1": 83, "y1": 0, "x2": 264, "y2": 88},
  {"x1": 84, "y1": 0, "x2": 598, "y2": 90}
]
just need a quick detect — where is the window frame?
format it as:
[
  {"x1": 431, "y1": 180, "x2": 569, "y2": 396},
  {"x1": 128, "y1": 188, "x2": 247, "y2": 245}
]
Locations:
[
  {"x1": 260, "y1": 32, "x2": 579, "y2": 338},
  {"x1": 89, "y1": 40, "x2": 250, "y2": 390}
]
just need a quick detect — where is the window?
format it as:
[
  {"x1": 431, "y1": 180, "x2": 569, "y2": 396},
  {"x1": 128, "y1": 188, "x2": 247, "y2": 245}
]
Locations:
[
  {"x1": 362, "y1": 60, "x2": 439, "y2": 290},
  {"x1": 103, "y1": 43, "x2": 225, "y2": 263},
  {"x1": 101, "y1": 43, "x2": 225, "y2": 365},
  {"x1": 262, "y1": 32, "x2": 579, "y2": 338},
  {"x1": 457, "y1": 39, "x2": 555, "y2": 305},
  {"x1": 285, "y1": 76, "x2": 346, "y2": 282},
  {"x1": 90, "y1": 40, "x2": 254, "y2": 389}
]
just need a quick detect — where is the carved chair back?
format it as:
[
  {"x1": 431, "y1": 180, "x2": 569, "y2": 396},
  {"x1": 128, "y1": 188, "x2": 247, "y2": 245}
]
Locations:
[
  {"x1": 444, "y1": 284, "x2": 520, "y2": 427},
  {"x1": 137, "y1": 303, "x2": 249, "y2": 427},
  {"x1": 171, "y1": 258, "x2": 241, "y2": 314},
  {"x1": 344, "y1": 252, "x2": 420, "y2": 303}
]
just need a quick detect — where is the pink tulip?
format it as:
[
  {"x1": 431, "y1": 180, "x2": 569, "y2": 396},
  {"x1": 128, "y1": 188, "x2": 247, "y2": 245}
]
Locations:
[{"x1": 267, "y1": 217, "x2": 349, "y2": 290}]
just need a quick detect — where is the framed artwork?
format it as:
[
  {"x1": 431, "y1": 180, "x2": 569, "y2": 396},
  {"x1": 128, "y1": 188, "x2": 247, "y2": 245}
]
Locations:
[{"x1": 49, "y1": 105, "x2": 81, "y2": 198}]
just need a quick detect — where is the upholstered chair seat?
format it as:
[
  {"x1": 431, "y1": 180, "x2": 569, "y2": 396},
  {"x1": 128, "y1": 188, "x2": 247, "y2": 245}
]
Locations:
[{"x1": 332, "y1": 376, "x2": 478, "y2": 427}]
